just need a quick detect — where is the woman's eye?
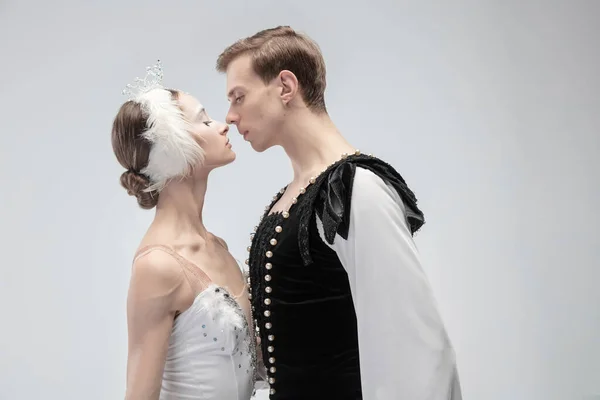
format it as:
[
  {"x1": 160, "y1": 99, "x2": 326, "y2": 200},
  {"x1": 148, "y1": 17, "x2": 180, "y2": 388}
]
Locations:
[{"x1": 203, "y1": 120, "x2": 213, "y2": 126}]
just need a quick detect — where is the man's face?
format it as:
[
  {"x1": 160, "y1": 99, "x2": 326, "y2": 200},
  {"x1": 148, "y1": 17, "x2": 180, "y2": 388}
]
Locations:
[{"x1": 225, "y1": 54, "x2": 284, "y2": 152}]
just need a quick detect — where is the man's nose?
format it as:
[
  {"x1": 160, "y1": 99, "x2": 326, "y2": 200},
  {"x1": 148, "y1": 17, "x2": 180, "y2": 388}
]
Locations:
[{"x1": 226, "y1": 110, "x2": 238, "y2": 125}]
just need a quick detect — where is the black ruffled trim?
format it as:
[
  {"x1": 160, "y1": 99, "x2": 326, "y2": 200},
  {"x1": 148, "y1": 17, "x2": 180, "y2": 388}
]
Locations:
[{"x1": 296, "y1": 154, "x2": 425, "y2": 265}]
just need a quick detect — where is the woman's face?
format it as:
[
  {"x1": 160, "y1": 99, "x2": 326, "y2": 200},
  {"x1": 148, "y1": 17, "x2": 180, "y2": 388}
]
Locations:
[{"x1": 178, "y1": 92, "x2": 235, "y2": 170}]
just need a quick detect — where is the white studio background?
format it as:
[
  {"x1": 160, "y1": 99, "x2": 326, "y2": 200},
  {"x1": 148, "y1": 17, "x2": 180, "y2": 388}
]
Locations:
[{"x1": 1, "y1": 1, "x2": 599, "y2": 399}]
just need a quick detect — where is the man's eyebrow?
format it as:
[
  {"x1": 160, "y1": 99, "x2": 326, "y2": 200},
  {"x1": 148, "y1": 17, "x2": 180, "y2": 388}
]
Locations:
[{"x1": 227, "y1": 86, "x2": 242, "y2": 99}]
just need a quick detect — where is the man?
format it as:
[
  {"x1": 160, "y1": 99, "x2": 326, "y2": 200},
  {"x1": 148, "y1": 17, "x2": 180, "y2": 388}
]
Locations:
[{"x1": 216, "y1": 26, "x2": 462, "y2": 400}]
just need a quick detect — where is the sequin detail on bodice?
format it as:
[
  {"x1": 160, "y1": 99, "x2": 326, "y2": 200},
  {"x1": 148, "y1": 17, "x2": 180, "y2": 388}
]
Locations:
[{"x1": 135, "y1": 246, "x2": 257, "y2": 400}]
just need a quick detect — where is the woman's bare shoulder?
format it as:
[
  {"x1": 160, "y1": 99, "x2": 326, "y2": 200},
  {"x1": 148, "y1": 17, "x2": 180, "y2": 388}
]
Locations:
[
  {"x1": 208, "y1": 233, "x2": 229, "y2": 250},
  {"x1": 128, "y1": 247, "x2": 185, "y2": 305}
]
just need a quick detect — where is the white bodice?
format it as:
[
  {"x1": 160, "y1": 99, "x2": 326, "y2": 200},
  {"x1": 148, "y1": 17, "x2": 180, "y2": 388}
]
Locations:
[{"x1": 159, "y1": 284, "x2": 256, "y2": 400}]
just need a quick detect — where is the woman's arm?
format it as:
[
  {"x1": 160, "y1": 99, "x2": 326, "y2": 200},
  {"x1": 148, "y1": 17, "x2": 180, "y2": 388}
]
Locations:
[{"x1": 125, "y1": 250, "x2": 186, "y2": 400}]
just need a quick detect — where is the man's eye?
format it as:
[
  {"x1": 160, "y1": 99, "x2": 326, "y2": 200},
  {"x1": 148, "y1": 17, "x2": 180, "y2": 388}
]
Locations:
[
  {"x1": 203, "y1": 121, "x2": 213, "y2": 126},
  {"x1": 235, "y1": 95, "x2": 244, "y2": 104}
]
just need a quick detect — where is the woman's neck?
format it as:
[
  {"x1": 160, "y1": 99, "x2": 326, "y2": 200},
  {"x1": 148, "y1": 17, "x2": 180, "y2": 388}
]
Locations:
[{"x1": 154, "y1": 174, "x2": 209, "y2": 239}]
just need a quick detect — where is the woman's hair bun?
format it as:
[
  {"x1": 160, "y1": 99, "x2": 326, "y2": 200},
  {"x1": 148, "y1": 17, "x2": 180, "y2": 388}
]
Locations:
[{"x1": 120, "y1": 170, "x2": 159, "y2": 209}]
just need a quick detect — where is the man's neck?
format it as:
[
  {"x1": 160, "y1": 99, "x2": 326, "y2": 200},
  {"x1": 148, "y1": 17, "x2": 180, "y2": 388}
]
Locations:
[
  {"x1": 154, "y1": 173, "x2": 209, "y2": 239},
  {"x1": 279, "y1": 109, "x2": 355, "y2": 184}
]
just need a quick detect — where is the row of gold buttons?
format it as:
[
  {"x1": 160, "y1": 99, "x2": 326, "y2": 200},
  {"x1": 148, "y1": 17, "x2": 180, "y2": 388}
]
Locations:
[
  {"x1": 246, "y1": 188, "x2": 286, "y2": 395},
  {"x1": 246, "y1": 150, "x2": 363, "y2": 396}
]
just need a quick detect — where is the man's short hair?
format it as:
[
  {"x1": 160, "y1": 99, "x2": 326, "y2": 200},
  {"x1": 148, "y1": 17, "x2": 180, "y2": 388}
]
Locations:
[{"x1": 216, "y1": 26, "x2": 327, "y2": 113}]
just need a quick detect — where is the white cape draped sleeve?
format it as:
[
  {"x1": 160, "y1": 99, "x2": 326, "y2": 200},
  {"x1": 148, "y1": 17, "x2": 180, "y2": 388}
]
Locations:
[{"x1": 316, "y1": 167, "x2": 462, "y2": 400}]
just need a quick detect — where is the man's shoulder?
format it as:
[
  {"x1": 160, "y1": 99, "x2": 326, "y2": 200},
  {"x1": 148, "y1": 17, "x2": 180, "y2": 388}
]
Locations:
[
  {"x1": 316, "y1": 153, "x2": 410, "y2": 204},
  {"x1": 318, "y1": 153, "x2": 406, "y2": 189},
  {"x1": 315, "y1": 153, "x2": 425, "y2": 238},
  {"x1": 295, "y1": 153, "x2": 423, "y2": 265}
]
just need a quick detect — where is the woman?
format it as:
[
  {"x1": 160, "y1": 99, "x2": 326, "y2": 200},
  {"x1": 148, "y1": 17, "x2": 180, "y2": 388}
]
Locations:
[{"x1": 111, "y1": 61, "x2": 257, "y2": 400}]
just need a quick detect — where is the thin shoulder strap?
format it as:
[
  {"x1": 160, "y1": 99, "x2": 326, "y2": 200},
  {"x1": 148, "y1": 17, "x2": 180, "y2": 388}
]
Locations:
[
  {"x1": 133, "y1": 244, "x2": 213, "y2": 288},
  {"x1": 133, "y1": 244, "x2": 177, "y2": 262}
]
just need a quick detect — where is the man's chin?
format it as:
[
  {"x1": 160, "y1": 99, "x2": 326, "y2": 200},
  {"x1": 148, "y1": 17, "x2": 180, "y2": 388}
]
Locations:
[{"x1": 250, "y1": 141, "x2": 272, "y2": 153}]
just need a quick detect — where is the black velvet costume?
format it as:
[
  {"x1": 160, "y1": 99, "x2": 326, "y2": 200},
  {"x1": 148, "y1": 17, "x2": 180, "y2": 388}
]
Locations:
[{"x1": 246, "y1": 154, "x2": 424, "y2": 399}]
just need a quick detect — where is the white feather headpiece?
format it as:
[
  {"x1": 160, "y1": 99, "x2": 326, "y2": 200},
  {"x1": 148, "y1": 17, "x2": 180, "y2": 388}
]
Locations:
[{"x1": 122, "y1": 60, "x2": 204, "y2": 192}]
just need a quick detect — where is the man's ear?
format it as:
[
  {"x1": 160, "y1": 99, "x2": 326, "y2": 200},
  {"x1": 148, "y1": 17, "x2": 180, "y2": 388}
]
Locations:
[{"x1": 278, "y1": 70, "x2": 299, "y2": 105}]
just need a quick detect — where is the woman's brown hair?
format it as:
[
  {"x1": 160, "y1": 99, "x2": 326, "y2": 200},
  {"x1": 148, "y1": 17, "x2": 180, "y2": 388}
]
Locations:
[{"x1": 111, "y1": 89, "x2": 179, "y2": 209}]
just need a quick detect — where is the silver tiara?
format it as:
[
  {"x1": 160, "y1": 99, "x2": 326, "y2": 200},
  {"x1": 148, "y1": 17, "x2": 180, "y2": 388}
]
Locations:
[{"x1": 122, "y1": 59, "x2": 164, "y2": 99}]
